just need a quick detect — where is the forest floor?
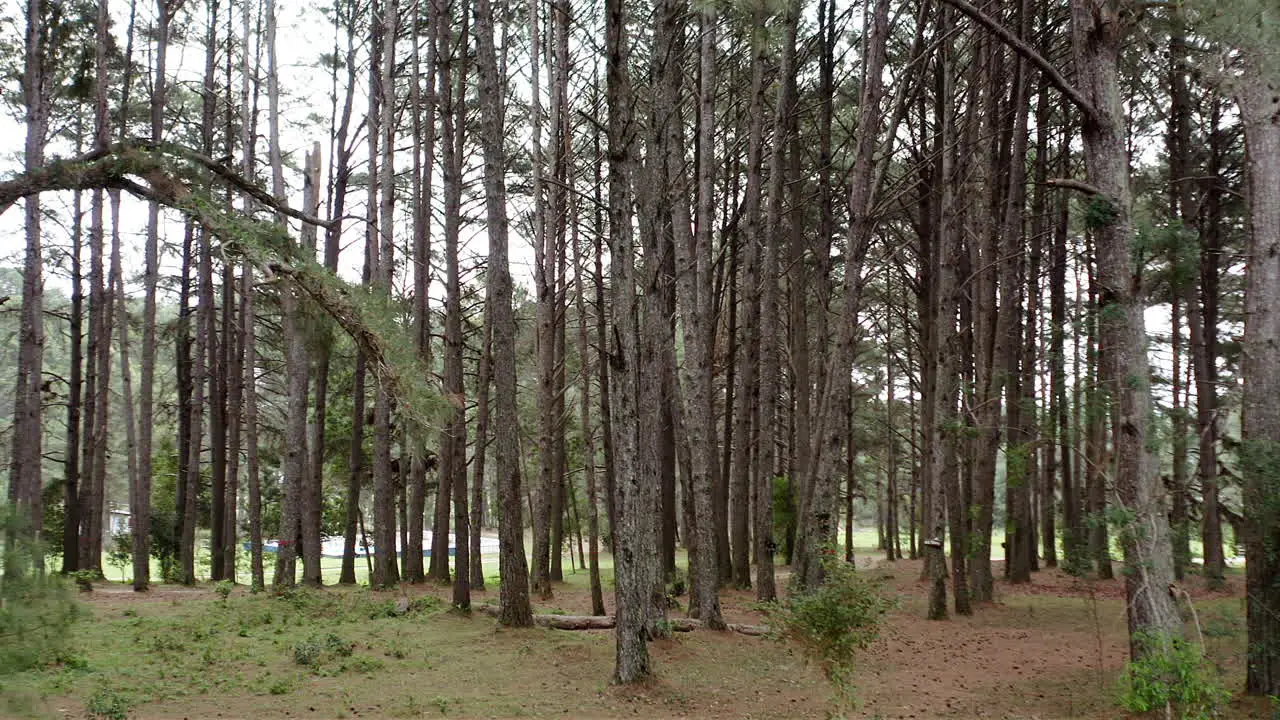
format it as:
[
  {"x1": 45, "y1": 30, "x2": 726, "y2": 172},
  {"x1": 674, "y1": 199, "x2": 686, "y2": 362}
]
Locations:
[{"x1": 2, "y1": 550, "x2": 1268, "y2": 719}]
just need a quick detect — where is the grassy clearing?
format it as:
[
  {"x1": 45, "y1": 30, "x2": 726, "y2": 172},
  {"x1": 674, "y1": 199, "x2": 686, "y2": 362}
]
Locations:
[{"x1": 0, "y1": 576, "x2": 829, "y2": 719}]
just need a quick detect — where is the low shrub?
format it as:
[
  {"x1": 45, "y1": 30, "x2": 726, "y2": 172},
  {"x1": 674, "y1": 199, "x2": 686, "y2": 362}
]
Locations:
[
  {"x1": 764, "y1": 553, "x2": 893, "y2": 708},
  {"x1": 0, "y1": 518, "x2": 84, "y2": 674},
  {"x1": 1119, "y1": 632, "x2": 1231, "y2": 720},
  {"x1": 87, "y1": 686, "x2": 131, "y2": 720},
  {"x1": 292, "y1": 633, "x2": 355, "y2": 666}
]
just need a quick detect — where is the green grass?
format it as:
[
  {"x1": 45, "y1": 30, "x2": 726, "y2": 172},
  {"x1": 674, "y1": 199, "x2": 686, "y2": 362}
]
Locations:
[{"x1": 0, "y1": 579, "x2": 830, "y2": 719}]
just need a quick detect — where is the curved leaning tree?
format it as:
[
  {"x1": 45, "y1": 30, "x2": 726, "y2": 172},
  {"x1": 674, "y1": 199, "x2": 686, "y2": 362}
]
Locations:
[{"x1": 0, "y1": 140, "x2": 446, "y2": 459}]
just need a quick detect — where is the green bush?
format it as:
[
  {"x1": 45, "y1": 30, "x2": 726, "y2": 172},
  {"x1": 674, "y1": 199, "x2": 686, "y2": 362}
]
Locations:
[
  {"x1": 764, "y1": 553, "x2": 892, "y2": 705},
  {"x1": 86, "y1": 686, "x2": 131, "y2": 719},
  {"x1": 0, "y1": 516, "x2": 84, "y2": 675},
  {"x1": 292, "y1": 633, "x2": 355, "y2": 666},
  {"x1": 1119, "y1": 632, "x2": 1231, "y2": 720},
  {"x1": 214, "y1": 580, "x2": 235, "y2": 602}
]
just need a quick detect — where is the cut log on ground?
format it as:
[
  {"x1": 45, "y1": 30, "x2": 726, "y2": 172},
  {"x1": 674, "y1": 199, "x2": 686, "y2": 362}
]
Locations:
[{"x1": 474, "y1": 604, "x2": 768, "y2": 636}]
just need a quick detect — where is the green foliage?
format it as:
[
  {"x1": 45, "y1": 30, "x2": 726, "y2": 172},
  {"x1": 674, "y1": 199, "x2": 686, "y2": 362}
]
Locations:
[
  {"x1": 292, "y1": 632, "x2": 354, "y2": 666},
  {"x1": 0, "y1": 516, "x2": 84, "y2": 675},
  {"x1": 343, "y1": 655, "x2": 385, "y2": 673},
  {"x1": 772, "y1": 475, "x2": 797, "y2": 560},
  {"x1": 149, "y1": 441, "x2": 182, "y2": 582},
  {"x1": 1119, "y1": 632, "x2": 1231, "y2": 720},
  {"x1": 666, "y1": 566, "x2": 687, "y2": 598},
  {"x1": 214, "y1": 580, "x2": 235, "y2": 603},
  {"x1": 86, "y1": 686, "x2": 131, "y2": 720},
  {"x1": 108, "y1": 532, "x2": 132, "y2": 581},
  {"x1": 764, "y1": 554, "x2": 893, "y2": 709},
  {"x1": 68, "y1": 570, "x2": 97, "y2": 592},
  {"x1": 1085, "y1": 197, "x2": 1119, "y2": 230}
]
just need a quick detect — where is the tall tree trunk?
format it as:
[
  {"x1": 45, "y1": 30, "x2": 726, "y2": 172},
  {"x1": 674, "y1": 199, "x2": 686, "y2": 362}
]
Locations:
[
  {"x1": 1071, "y1": 0, "x2": 1179, "y2": 658},
  {"x1": 795, "y1": 0, "x2": 889, "y2": 592},
  {"x1": 668, "y1": 0, "x2": 725, "y2": 624},
  {"x1": 371, "y1": 0, "x2": 400, "y2": 587},
  {"x1": 754, "y1": 0, "x2": 799, "y2": 604},
  {"x1": 299, "y1": 145, "x2": 324, "y2": 585},
  {"x1": 403, "y1": 0, "x2": 433, "y2": 585},
  {"x1": 133, "y1": 0, "x2": 171, "y2": 591},
  {"x1": 110, "y1": 193, "x2": 142, "y2": 587},
  {"x1": 446, "y1": 1, "x2": 473, "y2": 606},
  {"x1": 730, "y1": 17, "x2": 765, "y2": 591},
  {"x1": 574, "y1": 192, "x2": 606, "y2": 616},
  {"x1": 1194, "y1": 97, "x2": 1226, "y2": 585},
  {"x1": 62, "y1": 182, "x2": 84, "y2": 575},
  {"x1": 605, "y1": 0, "x2": 658, "y2": 678},
  {"x1": 471, "y1": 312, "x2": 492, "y2": 591},
  {"x1": 473, "y1": 0, "x2": 533, "y2": 627},
  {"x1": 1238, "y1": 47, "x2": 1280, "y2": 697},
  {"x1": 528, "y1": 0, "x2": 556, "y2": 597},
  {"x1": 9, "y1": 0, "x2": 46, "y2": 567}
]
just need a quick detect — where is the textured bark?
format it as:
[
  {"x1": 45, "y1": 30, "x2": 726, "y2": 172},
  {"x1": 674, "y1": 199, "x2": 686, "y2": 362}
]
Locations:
[
  {"x1": 62, "y1": 185, "x2": 83, "y2": 575},
  {"x1": 243, "y1": 265, "x2": 264, "y2": 590},
  {"x1": 1084, "y1": 257, "x2": 1112, "y2": 579},
  {"x1": 573, "y1": 206, "x2": 606, "y2": 616},
  {"x1": 1071, "y1": 0, "x2": 1179, "y2": 658},
  {"x1": 730, "y1": 21, "x2": 765, "y2": 591},
  {"x1": 669, "y1": 0, "x2": 724, "y2": 625},
  {"x1": 369, "y1": 0, "x2": 400, "y2": 588},
  {"x1": 223, "y1": 262, "x2": 242, "y2": 583},
  {"x1": 1166, "y1": 28, "x2": 1192, "y2": 581},
  {"x1": 447, "y1": 12, "x2": 473, "y2": 604},
  {"x1": 1052, "y1": 149, "x2": 1079, "y2": 572},
  {"x1": 528, "y1": 0, "x2": 554, "y2": 599},
  {"x1": 606, "y1": 0, "x2": 657, "y2": 680},
  {"x1": 135, "y1": 0, "x2": 171, "y2": 591},
  {"x1": 80, "y1": 186, "x2": 105, "y2": 576},
  {"x1": 470, "y1": 317, "x2": 491, "y2": 591},
  {"x1": 1191, "y1": 95, "x2": 1226, "y2": 584},
  {"x1": 1238, "y1": 49, "x2": 1280, "y2": 697},
  {"x1": 298, "y1": 146, "x2": 323, "y2": 586},
  {"x1": 755, "y1": 0, "x2": 799, "y2": 604},
  {"x1": 795, "y1": 0, "x2": 889, "y2": 592},
  {"x1": 930, "y1": 12, "x2": 960, "y2": 617},
  {"x1": 1003, "y1": 7, "x2": 1034, "y2": 583},
  {"x1": 341, "y1": 348, "x2": 366, "y2": 585},
  {"x1": 473, "y1": 0, "x2": 533, "y2": 627},
  {"x1": 9, "y1": 0, "x2": 46, "y2": 562},
  {"x1": 430, "y1": 0, "x2": 465, "y2": 584}
]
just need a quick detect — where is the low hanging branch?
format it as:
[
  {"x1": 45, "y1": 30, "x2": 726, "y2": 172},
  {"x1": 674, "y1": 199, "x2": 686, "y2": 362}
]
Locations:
[
  {"x1": 937, "y1": 0, "x2": 1099, "y2": 127},
  {"x1": 0, "y1": 141, "x2": 443, "y2": 435}
]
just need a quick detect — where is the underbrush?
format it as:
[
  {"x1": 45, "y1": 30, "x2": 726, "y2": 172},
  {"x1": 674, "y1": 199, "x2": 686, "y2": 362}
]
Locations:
[
  {"x1": 1119, "y1": 631, "x2": 1231, "y2": 720},
  {"x1": 763, "y1": 554, "x2": 894, "y2": 713},
  {"x1": 1, "y1": 582, "x2": 447, "y2": 718}
]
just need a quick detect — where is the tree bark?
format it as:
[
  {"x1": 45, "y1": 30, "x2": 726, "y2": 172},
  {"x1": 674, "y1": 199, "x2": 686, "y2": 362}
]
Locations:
[
  {"x1": 1238, "y1": 48, "x2": 1280, "y2": 697},
  {"x1": 1071, "y1": 0, "x2": 1179, "y2": 658},
  {"x1": 473, "y1": 0, "x2": 533, "y2": 627},
  {"x1": 795, "y1": 0, "x2": 889, "y2": 592}
]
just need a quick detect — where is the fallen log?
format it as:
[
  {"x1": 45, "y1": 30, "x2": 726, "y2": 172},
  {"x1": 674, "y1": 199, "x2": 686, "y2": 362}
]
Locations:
[{"x1": 474, "y1": 605, "x2": 768, "y2": 636}]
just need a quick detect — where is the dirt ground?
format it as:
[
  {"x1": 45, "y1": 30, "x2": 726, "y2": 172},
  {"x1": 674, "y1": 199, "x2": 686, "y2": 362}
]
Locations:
[{"x1": 10, "y1": 556, "x2": 1270, "y2": 719}]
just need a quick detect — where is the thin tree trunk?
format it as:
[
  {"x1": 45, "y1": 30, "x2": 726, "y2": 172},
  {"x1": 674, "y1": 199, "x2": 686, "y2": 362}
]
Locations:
[
  {"x1": 299, "y1": 145, "x2": 323, "y2": 585},
  {"x1": 730, "y1": 17, "x2": 765, "y2": 591},
  {"x1": 371, "y1": 0, "x2": 400, "y2": 587}
]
